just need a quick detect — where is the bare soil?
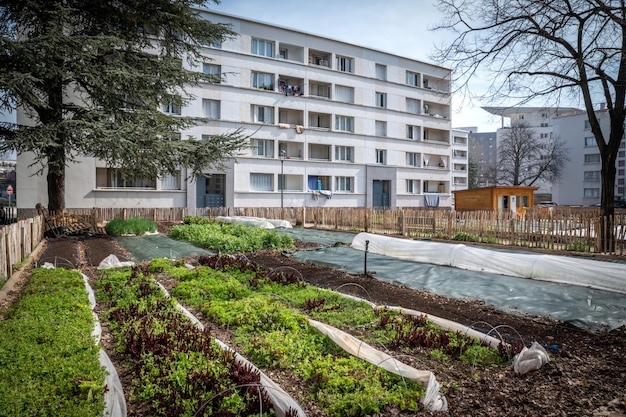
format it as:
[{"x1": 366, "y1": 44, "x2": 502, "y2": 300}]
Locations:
[{"x1": 3, "y1": 231, "x2": 626, "y2": 417}]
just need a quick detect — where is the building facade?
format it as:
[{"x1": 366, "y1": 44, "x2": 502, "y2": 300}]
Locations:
[
  {"x1": 458, "y1": 127, "x2": 498, "y2": 188},
  {"x1": 552, "y1": 110, "x2": 626, "y2": 206},
  {"x1": 17, "y1": 10, "x2": 463, "y2": 210},
  {"x1": 481, "y1": 107, "x2": 581, "y2": 199}
]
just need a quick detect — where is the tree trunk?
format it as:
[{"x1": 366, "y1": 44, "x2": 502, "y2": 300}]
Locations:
[{"x1": 46, "y1": 146, "x2": 66, "y2": 213}]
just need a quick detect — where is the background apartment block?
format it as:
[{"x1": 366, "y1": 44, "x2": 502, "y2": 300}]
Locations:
[
  {"x1": 553, "y1": 109, "x2": 626, "y2": 206},
  {"x1": 482, "y1": 106, "x2": 580, "y2": 200},
  {"x1": 17, "y1": 10, "x2": 463, "y2": 210}
]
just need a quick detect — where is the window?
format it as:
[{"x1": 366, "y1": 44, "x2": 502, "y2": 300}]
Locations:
[
  {"x1": 584, "y1": 153, "x2": 601, "y2": 163},
  {"x1": 251, "y1": 38, "x2": 274, "y2": 57},
  {"x1": 423, "y1": 129, "x2": 429, "y2": 141},
  {"x1": 310, "y1": 82, "x2": 331, "y2": 98},
  {"x1": 336, "y1": 55, "x2": 353, "y2": 72},
  {"x1": 540, "y1": 122, "x2": 549, "y2": 127},
  {"x1": 584, "y1": 120, "x2": 591, "y2": 129},
  {"x1": 309, "y1": 113, "x2": 331, "y2": 129},
  {"x1": 540, "y1": 133, "x2": 549, "y2": 138},
  {"x1": 335, "y1": 176, "x2": 353, "y2": 192},
  {"x1": 335, "y1": 85, "x2": 354, "y2": 103},
  {"x1": 335, "y1": 115, "x2": 354, "y2": 132},
  {"x1": 619, "y1": 178, "x2": 625, "y2": 186},
  {"x1": 619, "y1": 169, "x2": 625, "y2": 176},
  {"x1": 97, "y1": 168, "x2": 155, "y2": 189},
  {"x1": 584, "y1": 171, "x2": 600, "y2": 181},
  {"x1": 407, "y1": 125, "x2": 419, "y2": 140},
  {"x1": 162, "y1": 171, "x2": 181, "y2": 190},
  {"x1": 250, "y1": 173, "x2": 273, "y2": 191},
  {"x1": 406, "y1": 98, "x2": 420, "y2": 114},
  {"x1": 375, "y1": 120, "x2": 387, "y2": 136},
  {"x1": 542, "y1": 112, "x2": 548, "y2": 118},
  {"x1": 335, "y1": 146, "x2": 354, "y2": 162},
  {"x1": 406, "y1": 71, "x2": 420, "y2": 86},
  {"x1": 252, "y1": 105, "x2": 274, "y2": 124},
  {"x1": 406, "y1": 179, "x2": 419, "y2": 194},
  {"x1": 279, "y1": 48, "x2": 288, "y2": 60},
  {"x1": 375, "y1": 64, "x2": 387, "y2": 80},
  {"x1": 375, "y1": 92, "x2": 387, "y2": 108},
  {"x1": 161, "y1": 98, "x2": 181, "y2": 115},
  {"x1": 619, "y1": 151, "x2": 625, "y2": 158},
  {"x1": 251, "y1": 71, "x2": 274, "y2": 89},
  {"x1": 251, "y1": 139, "x2": 273, "y2": 158},
  {"x1": 202, "y1": 99, "x2": 220, "y2": 119},
  {"x1": 406, "y1": 152, "x2": 420, "y2": 167},
  {"x1": 620, "y1": 160, "x2": 625, "y2": 167},
  {"x1": 584, "y1": 188, "x2": 600, "y2": 198},
  {"x1": 584, "y1": 137, "x2": 595, "y2": 146},
  {"x1": 376, "y1": 149, "x2": 386, "y2": 165},
  {"x1": 202, "y1": 63, "x2": 221, "y2": 83}
]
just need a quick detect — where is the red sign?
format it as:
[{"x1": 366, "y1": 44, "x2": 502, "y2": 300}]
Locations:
[{"x1": 6, "y1": 185, "x2": 12, "y2": 195}]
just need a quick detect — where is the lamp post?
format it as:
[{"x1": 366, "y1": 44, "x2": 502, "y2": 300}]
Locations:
[{"x1": 279, "y1": 149, "x2": 286, "y2": 209}]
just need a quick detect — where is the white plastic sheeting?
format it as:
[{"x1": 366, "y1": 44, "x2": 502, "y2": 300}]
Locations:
[
  {"x1": 351, "y1": 233, "x2": 626, "y2": 294},
  {"x1": 215, "y1": 216, "x2": 292, "y2": 229},
  {"x1": 308, "y1": 319, "x2": 448, "y2": 412}
]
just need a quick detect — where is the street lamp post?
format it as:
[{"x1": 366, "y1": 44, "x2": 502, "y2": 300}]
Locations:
[{"x1": 279, "y1": 150, "x2": 286, "y2": 209}]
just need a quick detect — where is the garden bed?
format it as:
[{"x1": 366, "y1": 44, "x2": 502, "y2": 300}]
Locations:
[{"x1": 1, "y1": 228, "x2": 626, "y2": 416}]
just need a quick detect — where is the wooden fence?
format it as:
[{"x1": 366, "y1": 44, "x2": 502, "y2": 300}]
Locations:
[
  {"x1": 16, "y1": 206, "x2": 626, "y2": 257},
  {"x1": 0, "y1": 216, "x2": 45, "y2": 281}
]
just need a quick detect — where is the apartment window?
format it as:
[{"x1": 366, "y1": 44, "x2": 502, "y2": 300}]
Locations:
[
  {"x1": 584, "y1": 120, "x2": 591, "y2": 129},
  {"x1": 584, "y1": 137, "x2": 595, "y2": 146},
  {"x1": 335, "y1": 115, "x2": 354, "y2": 132},
  {"x1": 309, "y1": 113, "x2": 331, "y2": 129},
  {"x1": 540, "y1": 133, "x2": 549, "y2": 138},
  {"x1": 335, "y1": 176, "x2": 353, "y2": 192},
  {"x1": 406, "y1": 98, "x2": 420, "y2": 114},
  {"x1": 540, "y1": 122, "x2": 549, "y2": 127},
  {"x1": 162, "y1": 171, "x2": 181, "y2": 190},
  {"x1": 251, "y1": 139, "x2": 273, "y2": 158},
  {"x1": 376, "y1": 149, "x2": 387, "y2": 165},
  {"x1": 375, "y1": 120, "x2": 387, "y2": 136},
  {"x1": 202, "y1": 63, "x2": 221, "y2": 83},
  {"x1": 336, "y1": 55, "x2": 353, "y2": 72},
  {"x1": 375, "y1": 92, "x2": 387, "y2": 108},
  {"x1": 251, "y1": 38, "x2": 274, "y2": 57},
  {"x1": 97, "y1": 168, "x2": 155, "y2": 189},
  {"x1": 619, "y1": 178, "x2": 625, "y2": 185},
  {"x1": 584, "y1": 153, "x2": 601, "y2": 163},
  {"x1": 161, "y1": 98, "x2": 181, "y2": 115},
  {"x1": 375, "y1": 64, "x2": 387, "y2": 80},
  {"x1": 279, "y1": 48, "x2": 288, "y2": 60},
  {"x1": 250, "y1": 173, "x2": 273, "y2": 191},
  {"x1": 335, "y1": 85, "x2": 354, "y2": 103},
  {"x1": 542, "y1": 112, "x2": 548, "y2": 118},
  {"x1": 584, "y1": 188, "x2": 600, "y2": 198},
  {"x1": 251, "y1": 71, "x2": 274, "y2": 89},
  {"x1": 619, "y1": 151, "x2": 625, "y2": 158},
  {"x1": 584, "y1": 171, "x2": 600, "y2": 181},
  {"x1": 406, "y1": 179, "x2": 419, "y2": 194},
  {"x1": 619, "y1": 169, "x2": 625, "y2": 176},
  {"x1": 619, "y1": 160, "x2": 625, "y2": 167},
  {"x1": 335, "y1": 146, "x2": 354, "y2": 162},
  {"x1": 252, "y1": 105, "x2": 274, "y2": 124},
  {"x1": 202, "y1": 99, "x2": 220, "y2": 119},
  {"x1": 407, "y1": 125, "x2": 419, "y2": 140},
  {"x1": 406, "y1": 152, "x2": 420, "y2": 167},
  {"x1": 406, "y1": 71, "x2": 420, "y2": 86}
]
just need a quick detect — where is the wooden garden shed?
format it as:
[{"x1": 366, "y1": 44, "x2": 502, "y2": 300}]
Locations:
[{"x1": 452, "y1": 186, "x2": 539, "y2": 212}]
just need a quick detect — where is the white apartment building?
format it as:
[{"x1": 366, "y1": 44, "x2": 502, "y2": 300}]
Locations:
[
  {"x1": 552, "y1": 109, "x2": 626, "y2": 206},
  {"x1": 482, "y1": 106, "x2": 581, "y2": 198},
  {"x1": 17, "y1": 10, "x2": 462, "y2": 210}
]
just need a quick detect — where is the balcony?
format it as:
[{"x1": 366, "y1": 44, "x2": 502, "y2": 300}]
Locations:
[
  {"x1": 278, "y1": 76, "x2": 304, "y2": 96},
  {"x1": 309, "y1": 49, "x2": 331, "y2": 68},
  {"x1": 309, "y1": 80, "x2": 331, "y2": 99},
  {"x1": 278, "y1": 108, "x2": 304, "y2": 126},
  {"x1": 308, "y1": 112, "x2": 332, "y2": 130},
  {"x1": 423, "y1": 128, "x2": 450, "y2": 144},
  {"x1": 278, "y1": 142, "x2": 303, "y2": 160},
  {"x1": 277, "y1": 43, "x2": 304, "y2": 63},
  {"x1": 422, "y1": 101, "x2": 450, "y2": 119},
  {"x1": 423, "y1": 154, "x2": 449, "y2": 169},
  {"x1": 422, "y1": 76, "x2": 451, "y2": 93},
  {"x1": 308, "y1": 144, "x2": 332, "y2": 161}
]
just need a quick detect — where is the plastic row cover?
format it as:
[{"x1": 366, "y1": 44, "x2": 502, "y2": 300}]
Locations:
[
  {"x1": 351, "y1": 233, "x2": 626, "y2": 294},
  {"x1": 216, "y1": 216, "x2": 292, "y2": 229}
]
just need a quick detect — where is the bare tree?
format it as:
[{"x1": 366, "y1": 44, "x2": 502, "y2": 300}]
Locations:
[
  {"x1": 433, "y1": 0, "x2": 626, "y2": 251},
  {"x1": 496, "y1": 122, "x2": 568, "y2": 186}
]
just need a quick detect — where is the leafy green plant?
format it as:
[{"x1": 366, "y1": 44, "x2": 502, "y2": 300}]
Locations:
[
  {"x1": 0, "y1": 268, "x2": 106, "y2": 416},
  {"x1": 170, "y1": 219, "x2": 294, "y2": 253},
  {"x1": 105, "y1": 216, "x2": 157, "y2": 236},
  {"x1": 566, "y1": 240, "x2": 590, "y2": 252}
]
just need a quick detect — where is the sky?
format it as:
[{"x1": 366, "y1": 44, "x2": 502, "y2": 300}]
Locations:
[{"x1": 210, "y1": 0, "x2": 506, "y2": 132}]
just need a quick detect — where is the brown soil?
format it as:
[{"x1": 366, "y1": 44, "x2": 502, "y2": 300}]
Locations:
[{"x1": 3, "y1": 231, "x2": 626, "y2": 417}]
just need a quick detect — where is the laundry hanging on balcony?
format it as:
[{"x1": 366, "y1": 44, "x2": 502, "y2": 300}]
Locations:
[{"x1": 279, "y1": 81, "x2": 303, "y2": 96}]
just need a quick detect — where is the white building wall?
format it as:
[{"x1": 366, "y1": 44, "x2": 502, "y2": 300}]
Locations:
[{"x1": 17, "y1": 10, "x2": 459, "y2": 210}]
